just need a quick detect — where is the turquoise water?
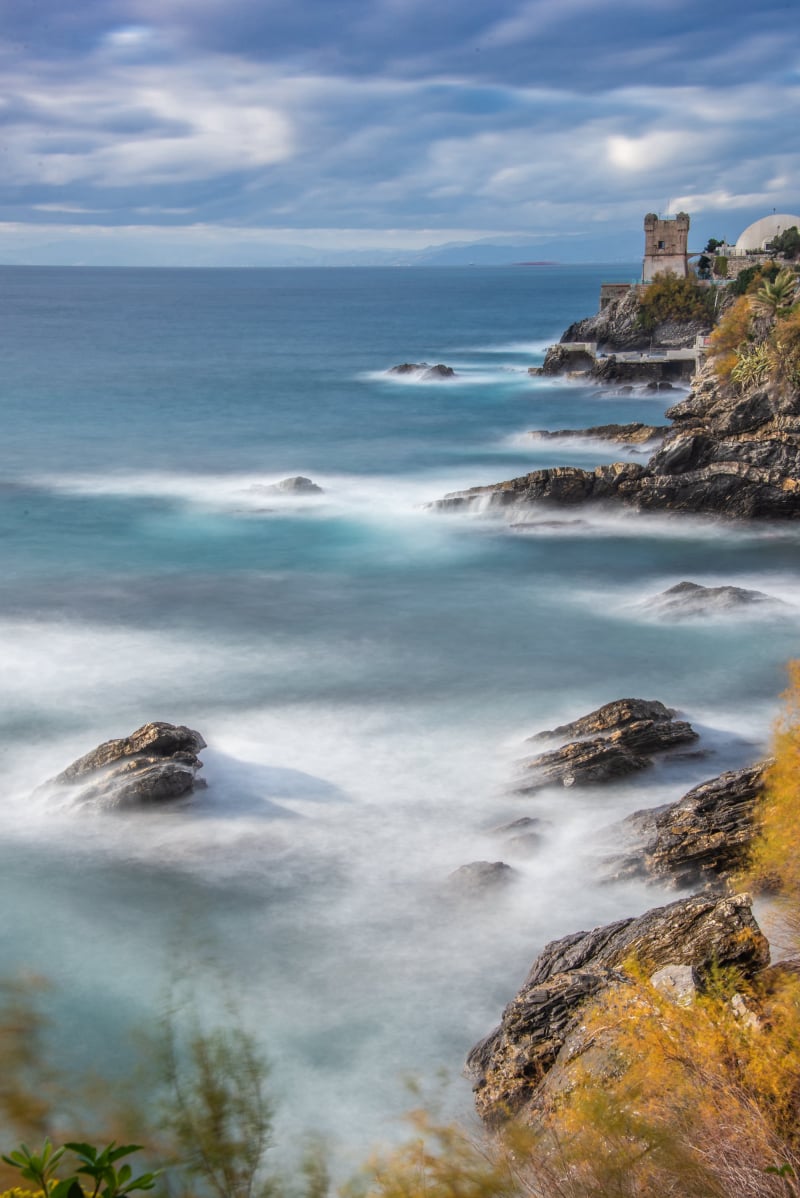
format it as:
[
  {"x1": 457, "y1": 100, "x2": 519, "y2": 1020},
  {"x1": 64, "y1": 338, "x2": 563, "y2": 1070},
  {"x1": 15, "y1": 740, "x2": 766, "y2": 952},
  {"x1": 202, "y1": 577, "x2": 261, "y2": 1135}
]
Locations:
[{"x1": 0, "y1": 265, "x2": 798, "y2": 1164}]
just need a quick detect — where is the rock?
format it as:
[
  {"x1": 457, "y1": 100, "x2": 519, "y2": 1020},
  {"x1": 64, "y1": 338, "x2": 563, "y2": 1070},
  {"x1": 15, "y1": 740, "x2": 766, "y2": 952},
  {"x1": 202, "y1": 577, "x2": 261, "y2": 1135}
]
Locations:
[
  {"x1": 255, "y1": 476, "x2": 323, "y2": 495},
  {"x1": 447, "y1": 861, "x2": 515, "y2": 893},
  {"x1": 560, "y1": 288, "x2": 711, "y2": 355},
  {"x1": 532, "y1": 698, "x2": 678, "y2": 741},
  {"x1": 48, "y1": 721, "x2": 207, "y2": 810},
  {"x1": 640, "y1": 580, "x2": 785, "y2": 620},
  {"x1": 515, "y1": 699, "x2": 698, "y2": 791},
  {"x1": 491, "y1": 816, "x2": 545, "y2": 836},
  {"x1": 388, "y1": 362, "x2": 456, "y2": 379},
  {"x1": 650, "y1": 963, "x2": 698, "y2": 1005},
  {"x1": 614, "y1": 762, "x2": 767, "y2": 888},
  {"x1": 528, "y1": 423, "x2": 668, "y2": 445},
  {"x1": 466, "y1": 892, "x2": 769, "y2": 1123}
]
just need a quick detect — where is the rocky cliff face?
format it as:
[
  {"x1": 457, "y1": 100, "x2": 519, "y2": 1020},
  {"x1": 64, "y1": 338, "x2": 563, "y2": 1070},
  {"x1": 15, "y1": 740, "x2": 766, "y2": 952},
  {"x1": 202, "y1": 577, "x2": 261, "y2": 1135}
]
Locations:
[
  {"x1": 436, "y1": 363, "x2": 800, "y2": 519},
  {"x1": 560, "y1": 288, "x2": 710, "y2": 354},
  {"x1": 466, "y1": 893, "x2": 769, "y2": 1124}
]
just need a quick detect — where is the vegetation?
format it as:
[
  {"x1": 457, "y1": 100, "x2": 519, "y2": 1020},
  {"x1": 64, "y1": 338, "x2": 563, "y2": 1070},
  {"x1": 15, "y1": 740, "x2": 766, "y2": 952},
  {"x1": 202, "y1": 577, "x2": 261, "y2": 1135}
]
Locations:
[
  {"x1": 636, "y1": 272, "x2": 714, "y2": 332},
  {"x1": 729, "y1": 260, "x2": 782, "y2": 297},
  {"x1": 708, "y1": 261, "x2": 800, "y2": 389},
  {"x1": 766, "y1": 227, "x2": 800, "y2": 261},
  {"x1": 752, "y1": 268, "x2": 799, "y2": 319},
  {"x1": 714, "y1": 254, "x2": 728, "y2": 278}
]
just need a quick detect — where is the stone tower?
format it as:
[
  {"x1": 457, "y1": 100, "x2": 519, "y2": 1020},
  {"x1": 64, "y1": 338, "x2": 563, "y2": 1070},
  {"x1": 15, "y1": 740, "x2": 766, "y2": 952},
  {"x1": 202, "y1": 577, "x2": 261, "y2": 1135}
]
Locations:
[{"x1": 642, "y1": 212, "x2": 690, "y2": 282}]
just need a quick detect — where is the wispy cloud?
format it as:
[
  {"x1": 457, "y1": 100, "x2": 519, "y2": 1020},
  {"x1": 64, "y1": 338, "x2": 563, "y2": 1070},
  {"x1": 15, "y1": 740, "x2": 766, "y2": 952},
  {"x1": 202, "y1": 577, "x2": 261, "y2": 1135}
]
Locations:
[{"x1": 0, "y1": 0, "x2": 797, "y2": 262}]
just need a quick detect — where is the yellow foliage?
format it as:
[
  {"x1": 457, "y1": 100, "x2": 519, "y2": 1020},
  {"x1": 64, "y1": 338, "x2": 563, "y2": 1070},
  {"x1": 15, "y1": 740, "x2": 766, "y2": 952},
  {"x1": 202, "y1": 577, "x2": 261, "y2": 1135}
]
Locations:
[
  {"x1": 538, "y1": 965, "x2": 800, "y2": 1196},
  {"x1": 348, "y1": 1109, "x2": 524, "y2": 1198},
  {"x1": 747, "y1": 661, "x2": 800, "y2": 913},
  {"x1": 708, "y1": 295, "x2": 754, "y2": 382}
]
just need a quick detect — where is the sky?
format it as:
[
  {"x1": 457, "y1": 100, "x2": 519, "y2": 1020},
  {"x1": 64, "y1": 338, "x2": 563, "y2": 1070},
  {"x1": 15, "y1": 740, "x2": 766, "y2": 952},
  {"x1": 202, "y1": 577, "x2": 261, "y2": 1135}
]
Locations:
[{"x1": 1, "y1": 0, "x2": 799, "y2": 265}]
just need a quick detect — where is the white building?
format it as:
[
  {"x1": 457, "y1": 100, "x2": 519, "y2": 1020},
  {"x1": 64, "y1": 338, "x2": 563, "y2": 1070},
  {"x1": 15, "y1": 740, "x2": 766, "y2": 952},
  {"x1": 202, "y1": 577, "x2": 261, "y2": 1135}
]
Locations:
[{"x1": 734, "y1": 214, "x2": 800, "y2": 254}]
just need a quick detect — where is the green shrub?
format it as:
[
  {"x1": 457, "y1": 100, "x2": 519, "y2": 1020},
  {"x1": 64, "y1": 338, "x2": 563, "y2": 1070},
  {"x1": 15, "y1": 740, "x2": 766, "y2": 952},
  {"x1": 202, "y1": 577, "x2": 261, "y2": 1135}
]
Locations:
[{"x1": 637, "y1": 273, "x2": 714, "y2": 332}]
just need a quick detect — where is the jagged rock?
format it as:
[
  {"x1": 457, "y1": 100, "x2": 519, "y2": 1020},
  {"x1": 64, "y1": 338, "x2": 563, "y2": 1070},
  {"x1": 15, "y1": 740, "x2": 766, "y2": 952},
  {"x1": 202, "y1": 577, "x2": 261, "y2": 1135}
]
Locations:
[
  {"x1": 516, "y1": 699, "x2": 697, "y2": 791},
  {"x1": 561, "y1": 288, "x2": 711, "y2": 353},
  {"x1": 614, "y1": 762, "x2": 767, "y2": 888},
  {"x1": 641, "y1": 580, "x2": 784, "y2": 619},
  {"x1": 528, "y1": 423, "x2": 668, "y2": 445},
  {"x1": 388, "y1": 362, "x2": 456, "y2": 379},
  {"x1": 447, "y1": 861, "x2": 515, "y2": 893},
  {"x1": 466, "y1": 892, "x2": 769, "y2": 1123},
  {"x1": 533, "y1": 698, "x2": 677, "y2": 741},
  {"x1": 48, "y1": 721, "x2": 207, "y2": 810}
]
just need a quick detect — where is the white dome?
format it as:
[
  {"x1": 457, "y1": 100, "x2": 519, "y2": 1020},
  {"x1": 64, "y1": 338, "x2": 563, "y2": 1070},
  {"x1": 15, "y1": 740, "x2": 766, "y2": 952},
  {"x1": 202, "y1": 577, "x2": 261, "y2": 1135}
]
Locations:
[{"x1": 735, "y1": 213, "x2": 800, "y2": 253}]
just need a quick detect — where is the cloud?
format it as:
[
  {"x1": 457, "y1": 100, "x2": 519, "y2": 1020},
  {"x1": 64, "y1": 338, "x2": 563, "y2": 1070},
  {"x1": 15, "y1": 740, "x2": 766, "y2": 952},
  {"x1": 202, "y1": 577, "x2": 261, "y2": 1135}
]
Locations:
[{"x1": 0, "y1": 0, "x2": 798, "y2": 261}]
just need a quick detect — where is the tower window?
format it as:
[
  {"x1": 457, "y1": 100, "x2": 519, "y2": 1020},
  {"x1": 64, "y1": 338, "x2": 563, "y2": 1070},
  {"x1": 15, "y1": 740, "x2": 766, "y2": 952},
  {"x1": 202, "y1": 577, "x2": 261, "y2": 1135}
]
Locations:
[{"x1": 658, "y1": 240, "x2": 665, "y2": 249}]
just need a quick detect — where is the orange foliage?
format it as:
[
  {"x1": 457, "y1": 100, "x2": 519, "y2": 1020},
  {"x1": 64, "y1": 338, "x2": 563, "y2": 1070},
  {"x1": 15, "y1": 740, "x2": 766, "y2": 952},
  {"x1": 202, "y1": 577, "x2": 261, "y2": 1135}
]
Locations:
[{"x1": 708, "y1": 295, "x2": 754, "y2": 382}]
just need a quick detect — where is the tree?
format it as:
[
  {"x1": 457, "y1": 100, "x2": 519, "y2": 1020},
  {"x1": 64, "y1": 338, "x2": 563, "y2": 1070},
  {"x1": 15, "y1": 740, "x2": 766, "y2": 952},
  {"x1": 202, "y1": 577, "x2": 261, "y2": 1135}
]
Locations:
[{"x1": 766, "y1": 227, "x2": 800, "y2": 261}]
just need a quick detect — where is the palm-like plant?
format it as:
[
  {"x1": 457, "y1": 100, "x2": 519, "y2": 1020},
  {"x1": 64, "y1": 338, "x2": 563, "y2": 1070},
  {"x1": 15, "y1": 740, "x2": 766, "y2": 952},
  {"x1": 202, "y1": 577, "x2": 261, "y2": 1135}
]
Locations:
[{"x1": 751, "y1": 268, "x2": 799, "y2": 319}]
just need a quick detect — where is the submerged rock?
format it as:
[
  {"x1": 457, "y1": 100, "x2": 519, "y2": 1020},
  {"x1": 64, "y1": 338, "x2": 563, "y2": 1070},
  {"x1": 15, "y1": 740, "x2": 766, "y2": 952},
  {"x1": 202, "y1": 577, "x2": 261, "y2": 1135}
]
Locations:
[
  {"x1": 447, "y1": 861, "x2": 515, "y2": 893},
  {"x1": 516, "y1": 698, "x2": 697, "y2": 791},
  {"x1": 613, "y1": 762, "x2": 768, "y2": 889},
  {"x1": 49, "y1": 721, "x2": 207, "y2": 810},
  {"x1": 389, "y1": 362, "x2": 456, "y2": 379},
  {"x1": 466, "y1": 892, "x2": 769, "y2": 1123},
  {"x1": 257, "y1": 476, "x2": 323, "y2": 495},
  {"x1": 640, "y1": 579, "x2": 784, "y2": 619}
]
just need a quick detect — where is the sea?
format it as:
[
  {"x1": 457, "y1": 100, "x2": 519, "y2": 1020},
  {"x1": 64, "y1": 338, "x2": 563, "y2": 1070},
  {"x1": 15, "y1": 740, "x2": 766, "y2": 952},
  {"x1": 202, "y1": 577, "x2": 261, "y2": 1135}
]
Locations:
[{"x1": 0, "y1": 264, "x2": 798, "y2": 1169}]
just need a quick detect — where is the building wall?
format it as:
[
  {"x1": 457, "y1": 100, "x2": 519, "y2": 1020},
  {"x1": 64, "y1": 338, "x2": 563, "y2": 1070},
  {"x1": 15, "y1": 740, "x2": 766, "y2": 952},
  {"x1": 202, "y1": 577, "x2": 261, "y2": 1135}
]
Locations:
[{"x1": 642, "y1": 212, "x2": 690, "y2": 281}]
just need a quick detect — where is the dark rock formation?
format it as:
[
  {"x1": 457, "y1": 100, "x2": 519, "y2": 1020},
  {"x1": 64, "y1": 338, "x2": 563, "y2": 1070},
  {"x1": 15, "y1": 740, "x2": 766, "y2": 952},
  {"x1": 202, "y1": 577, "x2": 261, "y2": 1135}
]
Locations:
[
  {"x1": 434, "y1": 363, "x2": 800, "y2": 520},
  {"x1": 389, "y1": 362, "x2": 456, "y2": 379},
  {"x1": 561, "y1": 287, "x2": 711, "y2": 354},
  {"x1": 516, "y1": 699, "x2": 697, "y2": 791},
  {"x1": 466, "y1": 892, "x2": 769, "y2": 1122},
  {"x1": 534, "y1": 350, "x2": 693, "y2": 385},
  {"x1": 49, "y1": 721, "x2": 207, "y2": 810},
  {"x1": 528, "y1": 423, "x2": 668, "y2": 445},
  {"x1": 640, "y1": 580, "x2": 784, "y2": 619},
  {"x1": 614, "y1": 762, "x2": 767, "y2": 889},
  {"x1": 447, "y1": 861, "x2": 515, "y2": 893}
]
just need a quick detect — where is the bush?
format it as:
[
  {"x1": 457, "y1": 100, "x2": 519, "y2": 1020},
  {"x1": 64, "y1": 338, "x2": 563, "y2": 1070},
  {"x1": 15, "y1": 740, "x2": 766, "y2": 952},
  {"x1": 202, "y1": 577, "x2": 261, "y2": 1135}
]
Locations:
[
  {"x1": 729, "y1": 261, "x2": 782, "y2": 297},
  {"x1": 708, "y1": 294, "x2": 754, "y2": 383},
  {"x1": 637, "y1": 273, "x2": 714, "y2": 332}
]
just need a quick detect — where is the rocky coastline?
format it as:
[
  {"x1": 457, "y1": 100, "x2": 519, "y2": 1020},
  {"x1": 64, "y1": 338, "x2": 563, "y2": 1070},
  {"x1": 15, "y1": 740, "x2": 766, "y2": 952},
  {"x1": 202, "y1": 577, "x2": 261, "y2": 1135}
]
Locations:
[{"x1": 430, "y1": 273, "x2": 799, "y2": 1129}]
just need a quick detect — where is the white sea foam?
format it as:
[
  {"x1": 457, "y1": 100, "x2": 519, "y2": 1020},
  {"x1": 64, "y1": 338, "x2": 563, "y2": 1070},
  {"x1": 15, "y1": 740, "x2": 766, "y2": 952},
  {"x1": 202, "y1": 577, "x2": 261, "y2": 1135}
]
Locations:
[{"x1": 362, "y1": 364, "x2": 528, "y2": 387}]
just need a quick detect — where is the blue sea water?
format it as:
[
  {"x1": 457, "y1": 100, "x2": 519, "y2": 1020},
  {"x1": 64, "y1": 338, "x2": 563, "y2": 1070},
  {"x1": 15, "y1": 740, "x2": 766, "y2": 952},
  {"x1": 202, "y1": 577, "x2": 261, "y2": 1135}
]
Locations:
[{"x1": 0, "y1": 264, "x2": 798, "y2": 1164}]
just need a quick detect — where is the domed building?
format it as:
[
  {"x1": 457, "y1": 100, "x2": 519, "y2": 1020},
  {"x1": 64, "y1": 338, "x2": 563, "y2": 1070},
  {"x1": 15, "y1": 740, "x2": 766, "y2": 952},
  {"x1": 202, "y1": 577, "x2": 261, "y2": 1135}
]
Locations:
[{"x1": 735, "y1": 213, "x2": 800, "y2": 253}]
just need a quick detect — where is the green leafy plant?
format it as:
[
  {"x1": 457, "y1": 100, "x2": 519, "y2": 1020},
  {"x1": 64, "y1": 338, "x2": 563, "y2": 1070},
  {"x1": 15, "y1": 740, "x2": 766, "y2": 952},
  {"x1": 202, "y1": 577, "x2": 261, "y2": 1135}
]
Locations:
[
  {"x1": 1, "y1": 1141, "x2": 159, "y2": 1198},
  {"x1": 1, "y1": 1141, "x2": 68, "y2": 1198},
  {"x1": 752, "y1": 268, "x2": 799, "y2": 319},
  {"x1": 63, "y1": 1143, "x2": 159, "y2": 1198}
]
